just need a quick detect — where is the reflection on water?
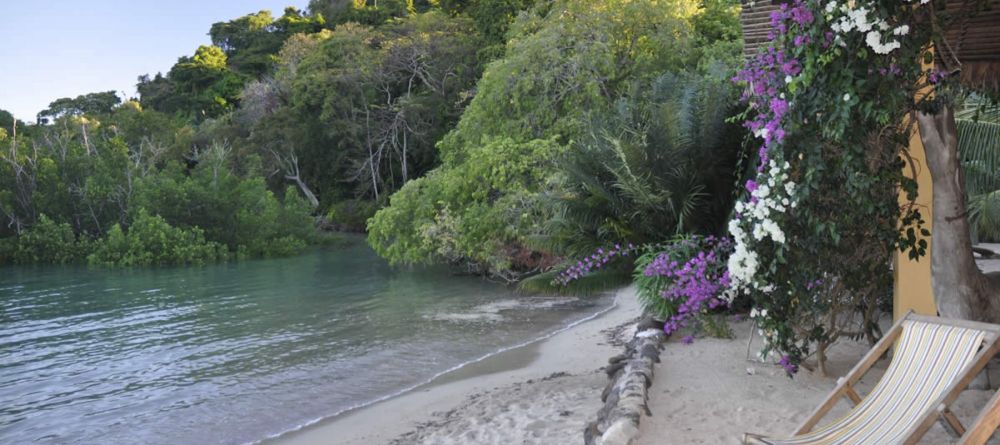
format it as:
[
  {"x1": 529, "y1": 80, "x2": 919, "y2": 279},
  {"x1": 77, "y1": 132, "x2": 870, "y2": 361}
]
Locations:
[{"x1": 0, "y1": 238, "x2": 609, "y2": 444}]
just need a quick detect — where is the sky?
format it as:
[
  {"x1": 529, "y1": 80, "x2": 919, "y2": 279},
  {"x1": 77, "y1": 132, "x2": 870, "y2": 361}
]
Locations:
[{"x1": 0, "y1": 0, "x2": 306, "y2": 122}]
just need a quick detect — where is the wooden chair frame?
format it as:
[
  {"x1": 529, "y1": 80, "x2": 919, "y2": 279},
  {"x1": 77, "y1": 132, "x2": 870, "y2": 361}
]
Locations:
[
  {"x1": 959, "y1": 379, "x2": 1000, "y2": 444},
  {"x1": 745, "y1": 311, "x2": 1000, "y2": 445}
]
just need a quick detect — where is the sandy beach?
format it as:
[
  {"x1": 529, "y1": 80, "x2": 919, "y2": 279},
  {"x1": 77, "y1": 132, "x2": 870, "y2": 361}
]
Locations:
[
  {"x1": 637, "y1": 317, "x2": 1000, "y2": 444},
  {"x1": 268, "y1": 248, "x2": 1000, "y2": 445},
  {"x1": 269, "y1": 287, "x2": 643, "y2": 445}
]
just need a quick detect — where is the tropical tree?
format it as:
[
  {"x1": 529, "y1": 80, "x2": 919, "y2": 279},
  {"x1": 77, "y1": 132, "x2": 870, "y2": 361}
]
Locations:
[
  {"x1": 368, "y1": 0, "x2": 735, "y2": 277},
  {"x1": 244, "y1": 13, "x2": 480, "y2": 208},
  {"x1": 957, "y1": 98, "x2": 1000, "y2": 243},
  {"x1": 37, "y1": 91, "x2": 121, "y2": 123},
  {"x1": 535, "y1": 73, "x2": 742, "y2": 258},
  {"x1": 138, "y1": 45, "x2": 245, "y2": 119},
  {"x1": 210, "y1": 8, "x2": 326, "y2": 77},
  {"x1": 308, "y1": 0, "x2": 411, "y2": 26}
]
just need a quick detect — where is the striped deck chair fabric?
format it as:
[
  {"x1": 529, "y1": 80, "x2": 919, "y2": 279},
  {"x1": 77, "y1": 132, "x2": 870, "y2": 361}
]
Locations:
[{"x1": 746, "y1": 320, "x2": 987, "y2": 445}]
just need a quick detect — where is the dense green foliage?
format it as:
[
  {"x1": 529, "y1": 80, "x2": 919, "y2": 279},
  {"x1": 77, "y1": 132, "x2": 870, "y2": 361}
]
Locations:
[
  {"x1": 37, "y1": 91, "x2": 122, "y2": 123},
  {"x1": 4, "y1": 0, "x2": 744, "y2": 273},
  {"x1": 140, "y1": 7, "x2": 489, "y2": 222},
  {"x1": 536, "y1": 73, "x2": 742, "y2": 258},
  {"x1": 369, "y1": 0, "x2": 744, "y2": 280},
  {"x1": 957, "y1": 100, "x2": 1000, "y2": 243},
  {"x1": 210, "y1": 8, "x2": 326, "y2": 77},
  {"x1": 369, "y1": 137, "x2": 565, "y2": 277},
  {"x1": 88, "y1": 210, "x2": 228, "y2": 266},
  {"x1": 0, "y1": 104, "x2": 316, "y2": 266},
  {"x1": 137, "y1": 8, "x2": 326, "y2": 119},
  {"x1": 2, "y1": 0, "x2": 533, "y2": 266},
  {"x1": 6, "y1": 215, "x2": 89, "y2": 264}
]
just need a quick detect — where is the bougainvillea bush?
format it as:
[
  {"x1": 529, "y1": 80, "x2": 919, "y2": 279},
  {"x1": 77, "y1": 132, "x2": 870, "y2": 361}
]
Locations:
[
  {"x1": 727, "y1": 0, "x2": 940, "y2": 374},
  {"x1": 634, "y1": 236, "x2": 733, "y2": 336},
  {"x1": 554, "y1": 243, "x2": 639, "y2": 287}
]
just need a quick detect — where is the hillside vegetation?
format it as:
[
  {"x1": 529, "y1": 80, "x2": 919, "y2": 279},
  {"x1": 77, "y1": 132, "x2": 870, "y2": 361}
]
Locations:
[{"x1": 0, "y1": 0, "x2": 744, "y2": 271}]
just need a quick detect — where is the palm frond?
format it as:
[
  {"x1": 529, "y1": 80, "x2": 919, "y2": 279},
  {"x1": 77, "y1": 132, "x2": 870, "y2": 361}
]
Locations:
[
  {"x1": 958, "y1": 118, "x2": 1000, "y2": 242},
  {"x1": 538, "y1": 72, "x2": 742, "y2": 254},
  {"x1": 956, "y1": 94, "x2": 1000, "y2": 123},
  {"x1": 958, "y1": 119, "x2": 1000, "y2": 194},
  {"x1": 969, "y1": 190, "x2": 1000, "y2": 242}
]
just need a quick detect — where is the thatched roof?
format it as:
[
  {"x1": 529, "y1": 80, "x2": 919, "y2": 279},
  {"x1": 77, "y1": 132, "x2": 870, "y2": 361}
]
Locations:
[
  {"x1": 739, "y1": 1, "x2": 782, "y2": 59},
  {"x1": 938, "y1": 0, "x2": 1000, "y2": 94},
  {"x1": 739, "y1": 0, "x2": 1000, "y2": 95}
]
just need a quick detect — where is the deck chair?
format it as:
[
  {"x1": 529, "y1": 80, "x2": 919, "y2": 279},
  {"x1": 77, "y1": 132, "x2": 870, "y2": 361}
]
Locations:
[{"x1": 743, "y1": 311, "x2": 1000, "y2": 445}]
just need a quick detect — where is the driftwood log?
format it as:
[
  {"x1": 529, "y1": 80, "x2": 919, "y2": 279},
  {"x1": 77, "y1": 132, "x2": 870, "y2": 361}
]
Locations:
[{"x1": 585, "y1": 318, "x2": 666, "y2": 445}]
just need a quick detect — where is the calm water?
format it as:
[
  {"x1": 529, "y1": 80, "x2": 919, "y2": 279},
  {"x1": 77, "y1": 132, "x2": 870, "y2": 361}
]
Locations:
[{"x1": 0, "y1": 238, "x2": 610, "y2": 444}]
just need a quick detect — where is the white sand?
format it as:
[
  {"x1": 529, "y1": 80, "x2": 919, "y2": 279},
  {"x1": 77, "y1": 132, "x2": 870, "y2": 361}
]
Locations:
[
  {"x1": 268, "y1": 287, "x2": 643, "y2": 445},
  {"x1": 637, "y1": 318, "x2": 1000, "y2": 444}
]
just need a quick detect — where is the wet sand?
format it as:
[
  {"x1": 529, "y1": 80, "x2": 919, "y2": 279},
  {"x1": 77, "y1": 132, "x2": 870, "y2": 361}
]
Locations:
[{"x1": 269, "y1": 287, "x2": 642, "y2": 445}]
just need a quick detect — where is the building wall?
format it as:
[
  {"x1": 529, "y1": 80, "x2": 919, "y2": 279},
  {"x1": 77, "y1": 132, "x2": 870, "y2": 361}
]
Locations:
[{"x1": 893, "y1": 119, "x2": 937, "y2": 321}]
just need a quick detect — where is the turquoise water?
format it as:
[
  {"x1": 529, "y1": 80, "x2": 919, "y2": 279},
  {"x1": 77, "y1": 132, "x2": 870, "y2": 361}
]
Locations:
[{"x1": 0, "y1": 239, "x2": 610, "y2": 444}]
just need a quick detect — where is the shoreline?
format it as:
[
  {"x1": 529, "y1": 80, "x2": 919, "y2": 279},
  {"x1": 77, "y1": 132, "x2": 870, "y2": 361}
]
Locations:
[{"x1": 267, "y1": 286, "x2": 642, "y2": 445}]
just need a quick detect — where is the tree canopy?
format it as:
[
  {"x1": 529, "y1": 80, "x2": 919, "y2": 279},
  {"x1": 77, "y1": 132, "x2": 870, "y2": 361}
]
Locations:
[
  {"x1": 368, "y1": 0, "x2": 744, "y2": 279},
  {"x1": 37, "y1": 91, "x2": 121, "y2": 123},
  {"x1": 5, "y1": 0, "x2": 746, "y2": 275}
]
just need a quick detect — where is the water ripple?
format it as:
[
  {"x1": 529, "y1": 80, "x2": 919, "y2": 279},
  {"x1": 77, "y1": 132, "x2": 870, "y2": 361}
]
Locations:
[{"x1": 0, "y1": 242, "x2": 610, "y2": 445}]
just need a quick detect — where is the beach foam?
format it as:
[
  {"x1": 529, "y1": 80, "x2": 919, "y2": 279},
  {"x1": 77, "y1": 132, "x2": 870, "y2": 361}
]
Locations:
[{"x1": 424, "y1": 296, "x2": 582, "y2": 323}]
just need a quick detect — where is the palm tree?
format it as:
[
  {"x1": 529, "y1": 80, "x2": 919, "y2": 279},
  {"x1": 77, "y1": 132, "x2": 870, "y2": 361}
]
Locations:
[
  {"x1": 533, "y1": 73, "x2": 742, "y2": 258},
  {"x1": 957, "y1": 96, "x2": 1000, "y2": 243},
  {"x1": 518, "y1": 74, "x2": 743, "y2": 294}
]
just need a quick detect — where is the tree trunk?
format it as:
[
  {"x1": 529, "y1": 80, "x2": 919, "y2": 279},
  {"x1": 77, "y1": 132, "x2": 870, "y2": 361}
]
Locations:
[
  {"x1": 287, "y1": 174, "x2": 320, "y2": 208},
  {"x1": 915, "y1": 106, "x2": 1000, "y2": 322},
  {"x1": 271, "y1": 150, "x2": 320, "y2": 209}
]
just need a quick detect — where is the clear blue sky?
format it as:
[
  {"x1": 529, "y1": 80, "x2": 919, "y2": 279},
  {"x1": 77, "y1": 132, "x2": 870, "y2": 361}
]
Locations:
[{"x1": 0, "y1": 0, "x2": 305, "y2": 122}]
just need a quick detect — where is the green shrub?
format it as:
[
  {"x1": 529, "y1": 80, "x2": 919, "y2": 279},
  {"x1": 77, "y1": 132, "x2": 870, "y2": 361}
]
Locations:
[
  {"x1": 10, "y1": 215, "x2": 87, "y2": 264},
  {"x1": 535, "y1": 73, "x2": 741, "y2": 258},
  {"x1": 134, "y1": 162, "x2": 315, "y2": 257},
  {"x1": 958, "y1": 118, "x2": 1000, "y2": 242},
  {"x1": 367, "y1": 137, "x2": 564, "y2": 276},
  {"x1": 633, "y1": 236, "x2": 732, "y2": 336},
  {"x1": 87, "y1": 210, "x2": 227, "y2": 266}
]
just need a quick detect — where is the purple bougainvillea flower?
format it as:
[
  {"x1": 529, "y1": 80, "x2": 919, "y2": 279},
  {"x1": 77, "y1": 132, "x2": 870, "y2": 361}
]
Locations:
[{"x1": 778, "y1": 355, "x2": 799, "y2": 377}]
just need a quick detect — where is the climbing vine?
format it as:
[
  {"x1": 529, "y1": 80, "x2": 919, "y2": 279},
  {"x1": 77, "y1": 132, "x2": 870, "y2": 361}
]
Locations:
[{"x1": 728, "y1": 0, "x2": 941, "y2": 374}]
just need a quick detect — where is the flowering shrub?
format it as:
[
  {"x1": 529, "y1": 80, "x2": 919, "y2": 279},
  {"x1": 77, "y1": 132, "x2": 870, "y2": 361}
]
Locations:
[
  {"x1": 634, "y1": 236, "x2": 733, "y2": 337},
  {"x1": 727, "y1": 160, "x2": 797, "y2": 293},
  {"x1": 553, "y1": 242, "x2": 638, "y2": 286},
  {"x1": 727, "y1": 0, "x2": 937, "y2": 374}
]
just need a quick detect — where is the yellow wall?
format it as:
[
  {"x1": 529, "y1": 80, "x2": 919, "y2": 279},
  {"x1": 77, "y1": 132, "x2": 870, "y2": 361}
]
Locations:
[
  {"x1": 893, "y1": 50, "x2": 940, "y2": 321},
  {"x1": 893, "y1": 120, "x2": 936, "y2": 321}
]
